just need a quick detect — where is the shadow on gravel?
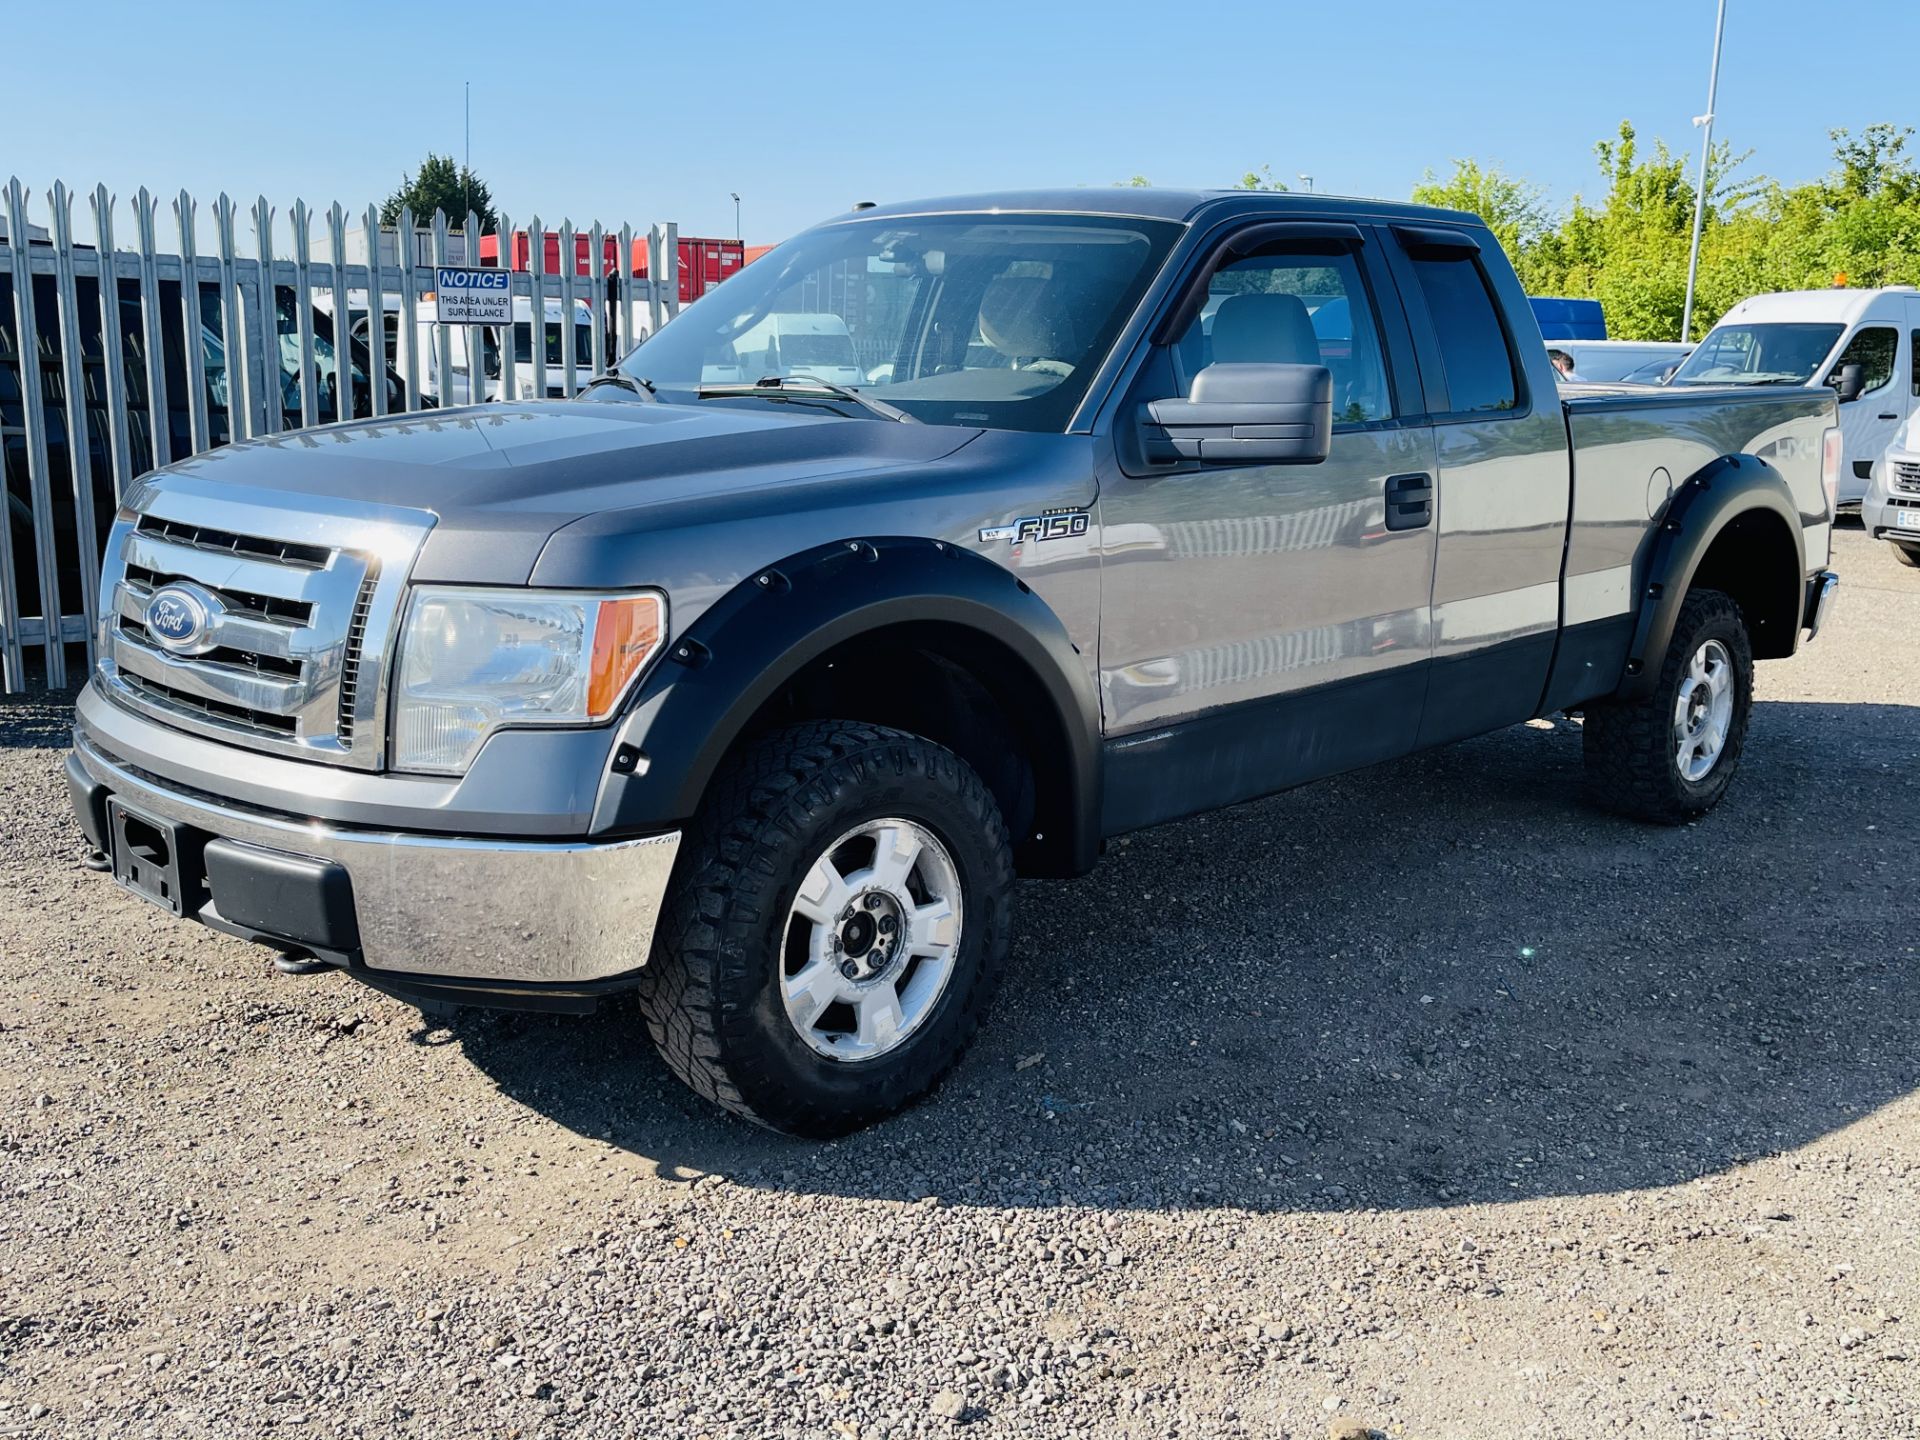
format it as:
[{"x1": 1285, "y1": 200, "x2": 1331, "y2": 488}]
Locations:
[
  {"x1": 0, "y1": 685, "x2": 82, "y2": 750},
  {"x1": 411, "y1": 699, "x2": 1920, "y2": 1213}
]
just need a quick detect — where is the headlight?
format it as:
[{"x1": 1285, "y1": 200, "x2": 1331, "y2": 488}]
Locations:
[{"x1": 392, "y1": 587, "x2": 665, "y2": 774}]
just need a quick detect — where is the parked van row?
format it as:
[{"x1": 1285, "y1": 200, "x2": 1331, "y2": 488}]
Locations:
[{"x1": 1669, "y1": 286, "x2": 1920, "y2": 512}]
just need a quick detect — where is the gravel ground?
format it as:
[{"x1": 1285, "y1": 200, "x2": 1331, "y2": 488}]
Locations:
[{"x1": 2, "y1": 527, "x2": 1916, "y2": 1440}]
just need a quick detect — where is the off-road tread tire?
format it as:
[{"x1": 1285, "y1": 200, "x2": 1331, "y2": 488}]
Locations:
[
  {"x1": 637, "y1": 720, "x2": 1013, "y2": 1137},
  {"x1": 1583, "y1": 587, "x2": 1753, "y2": 825}
]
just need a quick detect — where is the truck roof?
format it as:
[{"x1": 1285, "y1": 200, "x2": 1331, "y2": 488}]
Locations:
[{"x1": 826, "y1": 188, "x2": 1482, "y2": 230}]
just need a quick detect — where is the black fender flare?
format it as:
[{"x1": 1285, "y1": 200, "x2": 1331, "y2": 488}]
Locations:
[
  {"x1": 590, "y1": 536, "x2": 1103, "y2": 874},
  {"x1": 1615, "y1": 453, "x2": 1806, "y2": 701}
]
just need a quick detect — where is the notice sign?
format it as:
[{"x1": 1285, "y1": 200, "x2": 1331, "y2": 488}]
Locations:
[{"x1": 433, "y1": 267, "x2": 512, "y2": 324}]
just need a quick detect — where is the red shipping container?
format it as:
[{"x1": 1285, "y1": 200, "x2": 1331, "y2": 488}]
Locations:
[
  {"x1": 478, "y1": 231, "x2": 745, "y2": 305},
  {"x1": 477, "y1": 231, "x2": 621, "y2": 275},
  {"x1": 628, "y1": 236, "x2": 746, "y2": 304}
]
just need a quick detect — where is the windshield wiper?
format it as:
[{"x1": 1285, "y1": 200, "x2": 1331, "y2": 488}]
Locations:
[
  {"x1": 696, "y1": 375, "x2": 918, "y2": 423},
  {"x1": 578, "y1": 371, "x2": 659, "y2": 402}
]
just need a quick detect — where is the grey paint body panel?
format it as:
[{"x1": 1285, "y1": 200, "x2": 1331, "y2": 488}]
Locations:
[{"x1": 1562, "y1": 385, "x2": 1836, "y2": 592}]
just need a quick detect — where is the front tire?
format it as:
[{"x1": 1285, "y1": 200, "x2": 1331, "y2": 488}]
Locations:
[
  {"x1": 638, "y1": 720, "x2": 1013, "y2": 1136},
  {"x1": 1894, "y1": 542, "x2": 1920, "y2": 569},
  {"x1": 1583, "y1": 588, "x2": 1754, "y2": 824}
]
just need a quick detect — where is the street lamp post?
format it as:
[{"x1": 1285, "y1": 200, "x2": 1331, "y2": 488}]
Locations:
[
  {"x1": 1681, "y1": 0, "x2": 1728, "y2": 343},
  {"x1": 731, "y1": 192, "x2": 740, "y2": 242},
  {"x1": 1298, "y1": 173, "x2": 1314, "y2": 193}
]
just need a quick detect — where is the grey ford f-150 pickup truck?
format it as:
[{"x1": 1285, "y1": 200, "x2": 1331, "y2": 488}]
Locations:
[{"x1": 67, "y1": 189, "x2": 1841, "y2": 1135}]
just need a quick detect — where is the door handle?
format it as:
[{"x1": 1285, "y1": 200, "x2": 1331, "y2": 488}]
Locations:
[
  {"x1": 1384, "y1": 472, "x2": 1433, "y2": 531},
  {"x1": 1879, "y1": 413, "x2": 1900, "y2": 420}
]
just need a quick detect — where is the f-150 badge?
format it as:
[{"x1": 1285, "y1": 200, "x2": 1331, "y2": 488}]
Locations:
[{"x1": 980, "y1": 508, "x2": 1090, "y2": 545}]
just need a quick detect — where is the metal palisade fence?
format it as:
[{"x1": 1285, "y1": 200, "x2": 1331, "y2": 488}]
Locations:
[{"x1": 0, "y1": 176, "x2": 681, "y2": 692}]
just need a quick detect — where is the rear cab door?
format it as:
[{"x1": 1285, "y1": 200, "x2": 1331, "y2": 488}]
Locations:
[{"x1": 1379, "y1": 222, "x2": 1572, "y2": 744}]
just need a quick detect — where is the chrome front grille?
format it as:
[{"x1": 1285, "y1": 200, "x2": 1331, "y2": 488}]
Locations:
[
  {"x1": 1893, "y1": 460, "x2": 1920, "y2": 496},
  {"x1": 97, "y1": 474, "x2": 435, "y2": 770},
  {"x1": 135, "y1": 515, "x2": 334, "y2": 570},
  {"x1": 335, "y1": 567, "x2": 380, "y2": 748},
  {"x1": 117, "y1": 672, "x2": 300, "y2": 736}
]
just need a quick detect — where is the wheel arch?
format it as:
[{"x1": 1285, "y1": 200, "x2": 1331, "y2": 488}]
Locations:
[
  {"x1": 592, "y1": 538, "x2": 1103, "y2": 878},
  {"x1": 1615, "y1": 454, "x2": 1808, "y2": 699}
]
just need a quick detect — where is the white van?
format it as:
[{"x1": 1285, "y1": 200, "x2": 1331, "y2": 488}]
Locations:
[
  {"x1": 1667, "y1": 287, "x2": 1920, "y2": 508},
  {"x1": 1864, "y1": 410, "x2": 1920, "y2": 567},
  {"x1": 726, "y1": 312, "x2": 863, "y2": 387}
]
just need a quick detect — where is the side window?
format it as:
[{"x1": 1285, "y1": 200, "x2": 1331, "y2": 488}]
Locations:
[
  {"x1": 1409, "y1": 255, "x2": 1519, "y2": 415},
  {"x1": 1172, "y1": 247, "x2": 1394, "y2": 425},
  {"x1": 1829, "y1": 326, "x2": 1897, "y2": 394}
]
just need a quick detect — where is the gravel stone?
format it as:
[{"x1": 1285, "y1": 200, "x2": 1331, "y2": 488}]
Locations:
[{"x1": 0, "y1": 529, "x2": 1916, "y2": 1438}]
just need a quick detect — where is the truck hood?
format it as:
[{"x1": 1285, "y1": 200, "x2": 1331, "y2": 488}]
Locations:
[{"x1": 161, "y1": 400, "x2": 983, "y2": 583}]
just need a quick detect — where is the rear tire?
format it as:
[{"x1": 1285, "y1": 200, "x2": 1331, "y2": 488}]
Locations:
[
  {"x1": 638, "y1": 720, "x2": 1013, "y2": 1137},
  {"x1": 1582, "y1": 588, "x2": 1753, "y2": 824}
]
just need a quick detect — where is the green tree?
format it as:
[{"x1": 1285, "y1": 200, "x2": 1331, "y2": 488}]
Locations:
[
  {"x1": 380, "y1": 153, "x2": 498, "y2": 231},
  {"x1": 1827, "y1": 123, "x2": 1917, "y2": 202},
  {"x1": 1502, "y1": 121, "x2": 1758, "y2": 340},
  {"x1": 1411, "y1": 159, "x2": 1547, "y2": 270},
  {"x1": 1116, "y1": 169, "x2": 1290, "y2": 190},
  {"x1": 1234, "y1": 165, "x2": 1289, "y2": 192}
]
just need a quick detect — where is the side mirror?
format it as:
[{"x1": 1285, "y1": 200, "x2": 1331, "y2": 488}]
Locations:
[
  {"x1": 1143, "y1": 362, "x2": 1333, "y2": 465},
  {"x1": 1833, "y1": 362, "x2": 1866, "y2": 403}
]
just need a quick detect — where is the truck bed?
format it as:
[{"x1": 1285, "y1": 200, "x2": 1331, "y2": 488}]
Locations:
[{"x1": 1560, "y1": 383, "x2": 1835, "y2": 641}]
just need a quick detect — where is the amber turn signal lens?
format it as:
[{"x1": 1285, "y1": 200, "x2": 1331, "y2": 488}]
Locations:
[{"x1": 587, "y1": 595, "x2": 664, "y2": 718}]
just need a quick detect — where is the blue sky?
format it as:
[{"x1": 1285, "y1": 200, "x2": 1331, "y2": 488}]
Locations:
[{"x1": 12, "y1": 0, "x2": 1920, "y2": 245}]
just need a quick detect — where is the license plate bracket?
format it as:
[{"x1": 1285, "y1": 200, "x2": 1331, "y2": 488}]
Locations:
[{"x1": 107, "y1": 798, "x2": 205, "y2": 917}]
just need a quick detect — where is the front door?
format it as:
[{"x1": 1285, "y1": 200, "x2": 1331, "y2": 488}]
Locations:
[
  {"x1": 1828, "y1": 320, "x2": 1907, "y2": 505},
  {"x1": 1096, "y1": 224, "x2": 1438, "y2": 833}
]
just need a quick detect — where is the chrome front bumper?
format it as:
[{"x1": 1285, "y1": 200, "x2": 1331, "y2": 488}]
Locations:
[{"x1": 71, "y1": 729, "x2": 680, "y2": 988}]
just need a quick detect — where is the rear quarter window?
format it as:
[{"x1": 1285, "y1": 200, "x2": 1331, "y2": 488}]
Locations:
[{"x1": 1410, "y1": 255, "x2": 1519, "y2": 415}]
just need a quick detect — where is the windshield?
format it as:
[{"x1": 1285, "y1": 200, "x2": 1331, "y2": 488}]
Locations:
[
  {"x1": 617, "y1": 213, "x2": 1182, "y2": 430},
  {"x1": 1668, "y1": 322, "x2": 1843, "y2": 386}
]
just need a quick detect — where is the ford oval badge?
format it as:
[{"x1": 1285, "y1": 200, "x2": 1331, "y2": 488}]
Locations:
[{"x1": 144, "y1": 583, "x2": 222, "y2": 654}]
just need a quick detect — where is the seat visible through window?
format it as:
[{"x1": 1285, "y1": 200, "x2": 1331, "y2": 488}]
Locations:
[
  {"x1": 1208, "y1": 293, "x2": 1322, "y2": 367},
  {"x1": 978, "y1": 272, "x2": 1078, "y2": 373},
  {"x1": 1172, "y1": 248, "x2": 1394, "y2": 424}
]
